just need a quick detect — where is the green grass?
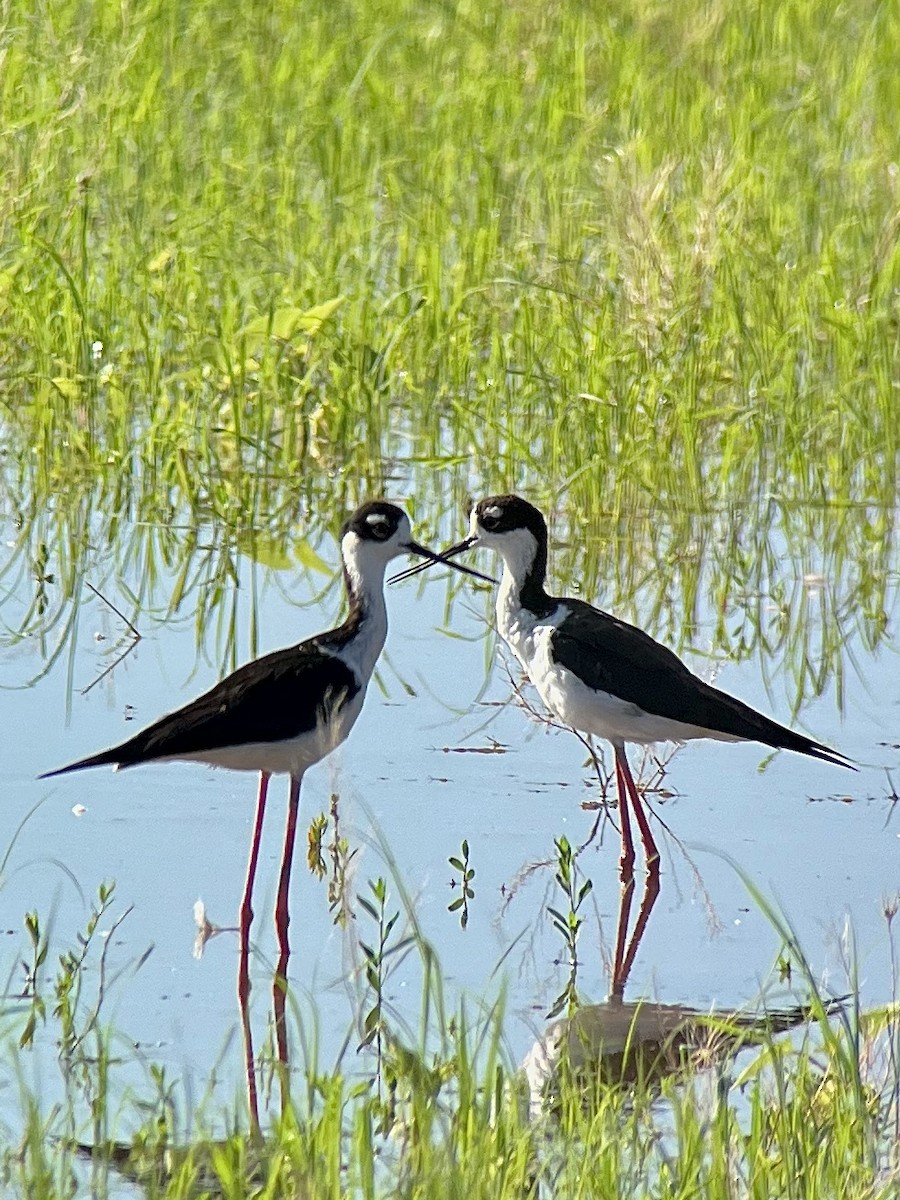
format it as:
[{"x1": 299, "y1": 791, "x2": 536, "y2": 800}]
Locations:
[
  {"x1": 0, "y1": 0, "x2": 897, "y2": 687},
  {"x1": 1, "y1": 3, "x2": 898, "y2": 1189}
]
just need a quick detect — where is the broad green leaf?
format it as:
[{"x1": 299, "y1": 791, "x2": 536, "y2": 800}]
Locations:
[
  {"x1": 294, "y1": 539, "x2": 331, "y2": 574},
  {"x1": 51, "y1": 377, "x2": 81, "y2": 401},
  {"x1": 147, "y1": 246, "x2": 175, "y2": 272},
  {"x1": 293, "y1": 296, "x2": 345, "y2": 333},
  {"x1": 238, "y1": 297, "x2": 345, "y2": 355},
  {"x1": 237, "y1": 533, "x2": 293, "y2": 571}
]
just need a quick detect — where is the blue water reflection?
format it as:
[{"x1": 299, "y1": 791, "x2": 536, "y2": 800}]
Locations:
[{"x1": 1, "y1": 511, "x2": 896, "y2": 1128}]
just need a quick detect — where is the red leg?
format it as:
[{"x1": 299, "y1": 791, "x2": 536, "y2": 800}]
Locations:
[
  {"x1": 613, "y1": 870, "x2": 660, "y2": 997},
  {"x1": 240, "y1": 990, "x2": 260, "y2": 1134},
  {"x1": 611, "y1": 873, "x2": 636, "y2": 997},
  {"x1": 618, "y1": 750, "x2": 661, "y2": 873},
  {"x1": 614, "y1": 746, "x2": 636, "y2": 882},
  {"x1": 273, "y1": 773, "x2": 302, "y2": 1074},
  {"x1": 238, "y1": 770, "x2": 268, "y2": 1132}
]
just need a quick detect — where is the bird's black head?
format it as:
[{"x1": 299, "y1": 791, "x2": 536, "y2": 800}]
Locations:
[
  {"x1": 473, "y1": 495, "x2": 548, "y2": 543},
  {"x1": 464, "y1": 494, "x2": 552, "y2": 611},
  {"x1": 341, "y1": 500, "x2": 408, "y2": 544}
]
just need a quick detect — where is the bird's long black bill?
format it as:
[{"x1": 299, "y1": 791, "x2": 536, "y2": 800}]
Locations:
[{"x1": 393, "y1": 536, "x2": 488, "y2": 585}]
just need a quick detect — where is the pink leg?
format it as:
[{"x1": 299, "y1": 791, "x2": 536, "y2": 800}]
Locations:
[
  {"x1": 617, "y1": 748, "x2": 661, "y2": 873},
  {"x1": 611, "y1": 873, "x2": 636, "y2": 996},
  {"x1": 614, "y1": 747, "x2": 636, "y2": 882},
  {"x1": 612, "y1": 870, "x2": 660, "y2": 997},
  {"x1": 273, "y1": 773, "x2": 302, "y2": 1073},
  {"x1": 238, "y1": 770, "x2": 269, "y2": 1132}
]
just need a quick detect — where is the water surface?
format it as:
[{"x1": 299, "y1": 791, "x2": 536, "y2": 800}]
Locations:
[{"x1": 1, "y1": 504, "x2": 896, "y2": 1130}]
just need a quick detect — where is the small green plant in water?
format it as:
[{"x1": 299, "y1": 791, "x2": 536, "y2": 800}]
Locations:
[
  {"x1": 53, "y1": 882, "x2": 126, "y2": 1060},
  {"x1": 357, "y1": 878, "x2": 400, "y2": 1070},
  {"x1": 306, "y1": 812, "x2": 328, "y2": 878},
  {"x1": 448, "y1": 839, "x2": 475, "y2": 929},
  {"x1": 19, "y1": 884, "x2": 121, "y2": 1055},
  {"x1": 547, "y1": 836, "x2": 593, "y2": 1019},
  {"x1": 327, "y1": 794, "x2": 356, "y2": 925},
  {"x1": 307, "y1": 798, "x2": 357, "y2": 926},
  {"x1": 18, "y1": 910, "x2": 49, "y2": 1049}
]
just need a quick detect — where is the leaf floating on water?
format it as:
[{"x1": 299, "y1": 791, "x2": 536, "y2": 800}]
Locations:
[
  {"x1": 807, "y1": 793, "x2": 858, "y2": 804},
  {"x1": 192, "y1": 899, "x2": 214, "y2": 960}
]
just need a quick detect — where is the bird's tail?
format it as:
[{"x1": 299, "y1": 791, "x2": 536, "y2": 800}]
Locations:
[
  {"x1": 773, "y1": 730, "x2": 855, "y2": 770},
  {"x1": 39, "y1": 749, "x2": 125, "y2": 779},
  {"x1": 698, "y1": 678, "x2": 855, "y2": 770}
]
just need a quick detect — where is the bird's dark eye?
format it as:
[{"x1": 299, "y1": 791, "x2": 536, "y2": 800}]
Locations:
[
  {"x1": 479, "y1": 505, "x2": 503, "y2": 531},
  {"x1": 366, "y1": 516, "x2": 392, "y2": 540}
]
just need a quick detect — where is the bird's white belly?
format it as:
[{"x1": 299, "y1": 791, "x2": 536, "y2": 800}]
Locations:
[{"x1": 156, "y1": 687, "x2": 367, "y2": 777}]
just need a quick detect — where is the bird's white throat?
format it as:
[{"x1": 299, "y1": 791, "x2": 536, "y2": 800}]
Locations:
[
  {"x1": 490, "y1": 527, "x2": 540, "y2": 627},
  {"x1": 332, "y1": 530, "x2": 393, "y2": 683},
  {"x1": 485, "y1": 529, "x2": 558, "y2": 674}
]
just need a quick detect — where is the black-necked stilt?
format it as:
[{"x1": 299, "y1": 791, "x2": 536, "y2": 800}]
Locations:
[
  {"x1": 41, "y1": 501, "x2": 489, "y2": 1051},
  {"x1": 392, "y1": 494, "x2": 853, "y2": 878}
]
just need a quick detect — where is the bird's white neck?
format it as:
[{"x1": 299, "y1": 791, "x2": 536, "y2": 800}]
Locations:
[
  {"x1": 330, "y1": 534, "x2": 391, "y2": 684},
  {"x1": 492, "y1": 533, "x2": 539, "y2": 652},
  {"x1": 492, "y1": 530, "x2": 537, "y2": 594},
  {"x1": 496, "y1": 560, "x2": 526, "y2": 637},
  {"x1": 489, "y1": 528, "x2": 549, "y2": 617}
]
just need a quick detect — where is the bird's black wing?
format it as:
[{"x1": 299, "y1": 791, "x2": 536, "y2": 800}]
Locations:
[
  {"x1": 549, "y1": 600, "x2": 851, "y2": 767},
  {"x1": 41, "y1": 643, "x2": 359, "y2": 776}
]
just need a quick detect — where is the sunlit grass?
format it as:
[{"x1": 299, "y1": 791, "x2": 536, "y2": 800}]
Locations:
[
  {"x1": 1, "y1": 5, "x2": 896, "y2": 1188},
  {"x1": 0, "y1": 0, "x2": 897, "y2": 693}
]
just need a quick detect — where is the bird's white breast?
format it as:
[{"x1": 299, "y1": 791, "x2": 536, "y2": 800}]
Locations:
[
  {"x1": 537, "y1": 657, "x2": 742, "y2": 745},
  {"x1": 322, "y1": 609, "x2": 388, "y2": 691},
  {"x1": 495, "y1": 585, "x2": 567, "y2": 685}
]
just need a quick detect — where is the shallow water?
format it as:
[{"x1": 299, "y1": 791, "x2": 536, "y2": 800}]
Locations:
[{"x1": 1, "y1": 509, "x2": 897, "y2": 1134}]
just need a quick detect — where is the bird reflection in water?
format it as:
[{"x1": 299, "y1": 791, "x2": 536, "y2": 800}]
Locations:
[{"x1": 524, "y1": 867, "x2": 845, "y2": 1120}]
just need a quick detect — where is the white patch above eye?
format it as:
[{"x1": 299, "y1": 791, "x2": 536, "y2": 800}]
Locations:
[
  {"x1": 484, "y1": 505, "x2": 503, "y2": 520},
  {"x1": 366, "y1": 513, "x2": 390, "y2": 529}
]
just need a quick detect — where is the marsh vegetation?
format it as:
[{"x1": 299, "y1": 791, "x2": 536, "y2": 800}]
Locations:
[{"x1": 1, "y1": 0, "x2": 898, "y2": 1193}]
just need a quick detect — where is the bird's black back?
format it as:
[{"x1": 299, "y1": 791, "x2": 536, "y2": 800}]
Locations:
[
  {"x1": 549, "y1": 599, "x2": 850, "y2": 766},
  {"x1": 41, "y1": 641, "x2": 359, "y2": 775}
]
